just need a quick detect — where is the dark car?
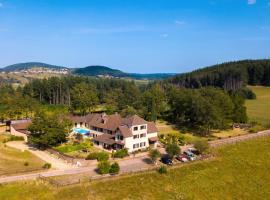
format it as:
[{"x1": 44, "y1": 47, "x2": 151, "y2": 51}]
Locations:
[{"x1": 161, "y1": 156, "x2": 173, "y2": 165}]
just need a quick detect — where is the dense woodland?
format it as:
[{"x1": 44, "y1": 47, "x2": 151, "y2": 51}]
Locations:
[
  {"x1": 166, "y1": 59, "x2": 270, "y2": 90},
  {"x1": 0, "y1": 74, "x2": 249, "y2": 136},
  {"x1": 3, "y1": 59, "x2": 269, "y2": 136}
]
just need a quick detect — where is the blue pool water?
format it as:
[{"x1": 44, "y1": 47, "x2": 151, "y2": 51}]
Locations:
[{"x1": 73, "y1": 128, "x2": 90, "y2": 135}]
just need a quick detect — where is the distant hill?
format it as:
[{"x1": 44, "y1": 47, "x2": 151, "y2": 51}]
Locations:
[
  {"x1": 166, "y1": 59, "x2": 270, "y2": 90},
  {"x1": 128, "y1": 73, "x2": 176, "y2": 80},
  {"x1": 1, "y1": 62, "x2": 68, "y2": 72},
  {"x1": 73, "y1": 66, "x2": 127, "y2": 77}
]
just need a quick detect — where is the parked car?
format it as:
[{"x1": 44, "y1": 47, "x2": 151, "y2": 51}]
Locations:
[
  {"x1": 184, "y1": 151, "x2": 197, "y2": 161},
  {"x1": 161, "y1": 156, "x2": 173, "y2": 165},
  {"x1": 176, "y1": 154, "x2": 189, "y2": 162},
  {"x1": 187, "y1": 147, "x2": 200, "y2": 155}
]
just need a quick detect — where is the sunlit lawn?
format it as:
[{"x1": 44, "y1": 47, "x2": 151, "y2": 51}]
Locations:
[
  {"x1": 1, "y1": 136, "x2": 269, "y2": 200},
  {"x1": 246, "y1": 86, "x2": 270, "y2": 127},
  {"x1": 0, "y1": 134, "x2": 45, "y2": 176}
]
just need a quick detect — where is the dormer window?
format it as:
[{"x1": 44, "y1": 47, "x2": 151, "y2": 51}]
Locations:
[{"x1": 133, "y1": 126, "x2": 138, "y2": 131}]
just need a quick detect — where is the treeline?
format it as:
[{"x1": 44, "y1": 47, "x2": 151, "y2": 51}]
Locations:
[
  {"x1": 0, "y1": 76, "x2": 246, "y2": 135},
  {"x1": 166, "y1": 59, "x2": 270, "y2": 90}
]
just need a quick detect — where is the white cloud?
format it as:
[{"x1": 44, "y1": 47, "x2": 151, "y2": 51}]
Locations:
[
  {"x1": 175, "y1": 20, "x2": 186, "y2": 25},
  {"x1": 248, "y1": 0, "x2": 256, "y2": 5}
]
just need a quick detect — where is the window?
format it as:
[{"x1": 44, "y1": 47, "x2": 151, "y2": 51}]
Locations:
[
  {"x1": 133, "y1": 143, "x2": 139, "y2": 149},
  {"x1": 140, "y1": 133, "x2": 146, "y2": 138},
  {"x1": 133, "y1": 135, "x2": 139, "y2": 139},
  {"x1": 133, "y1": 126, "x2": 138, "y2": 131},
  {"x1": 140, "y1": 142, "x2": 146, "y2": 147},
  {"x1": 140, "y1": 125, "x2": 146, "y2": 130}
]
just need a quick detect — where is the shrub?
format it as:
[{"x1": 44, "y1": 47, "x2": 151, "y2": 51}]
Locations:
[
  {"x1": 98, "y1": 161, "x2": 111, "y2": 174},
  {"x1": 43, "y1": 163, "x2": 52, "y2": 169},
  {"x1": 193, "y1": 140, "x2": 209, "y2": 154},
  {"x1": 86, "y1": 152, "x2": 99, "y2": 160},
  {"x1": 97, "y1": 152, "x2": 109, "y2": 161},
  {"x1": 157, "y1": 166, "x2": 167, "y2": 174},
  {"x1": 149, "y1": 149, "x2": 161, "y2": 164},
  {"x1": 112, "y1": 149, "x2": 128, "y2": 158},
  {"x1": 166, "y1": 143, "x2": 180, "y2": 159},
  {"x1": 24, "y1": 162, "x2": 29, "y2": 166},
  {"x1": 109, "y1": 162, "x2": 120, "y2": 174},
  {"x1": 3, "y1": 135, "x2": 24, "y2": 143},
  {"x1": 86, "y1": 152, "x2": 109, "y2": 161}
]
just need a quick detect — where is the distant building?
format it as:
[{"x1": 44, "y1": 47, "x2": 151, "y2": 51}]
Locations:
[{"x1": 69, "y1": 113, "x2": 158, "y2": 153}]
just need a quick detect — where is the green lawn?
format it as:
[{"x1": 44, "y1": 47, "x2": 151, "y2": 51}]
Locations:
[
  {"x1": 1, "y1": 136, "x2": 269, "y2": 200},
  {"x1": 0, "y1": 134, "x2": 46, "y2": 176},
  {"x1": 246, "y1": 86, "x2": 270, "y2": 127}
]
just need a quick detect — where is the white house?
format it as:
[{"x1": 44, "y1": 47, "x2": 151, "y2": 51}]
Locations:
[{"x1": 70, "y1": 113, "x2": 158, "y2": 153}]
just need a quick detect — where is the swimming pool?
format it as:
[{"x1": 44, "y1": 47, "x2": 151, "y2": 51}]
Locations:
[{"x1": 73, "y1": 128, "x2": 90, "y2": 135}]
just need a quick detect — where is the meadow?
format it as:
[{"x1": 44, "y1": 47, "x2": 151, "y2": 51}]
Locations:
[
  {"x1": 0, "y1": 136, "x2": 269, "y2": 200},
  {"x1": 0, "y1": 134, "x2": 45, "y2": 176},
  {"x1": 246, "y1": 86, "x2": 270, "y2": 127}
]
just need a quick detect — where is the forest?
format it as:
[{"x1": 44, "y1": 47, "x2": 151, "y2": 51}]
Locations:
[
  {"x1": 166, "y1": 59, "x2": 270, "y2": 90},
  {"x1": 0, "y1": 74, "x2": 248, "y2": 136}
]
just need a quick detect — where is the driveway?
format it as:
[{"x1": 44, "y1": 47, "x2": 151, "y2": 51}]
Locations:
[{"x1": 6, "y1": 141, "x2": 74, "y2": 170}]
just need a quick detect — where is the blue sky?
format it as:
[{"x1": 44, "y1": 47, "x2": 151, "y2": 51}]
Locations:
[{"x1": 0, "y1": 0, "x2": 270, "y2": 73}]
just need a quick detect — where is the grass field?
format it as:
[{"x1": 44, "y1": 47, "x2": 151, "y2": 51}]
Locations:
[
  {"x1": 1, "y1": 136, "x2": 269, "y2": 200},
  {"x1": 0, "y1": 134, "x2": 45, "y2": 176},
  {"x1": 246, "y1": 86, "x2": 270, "y2": 127}
]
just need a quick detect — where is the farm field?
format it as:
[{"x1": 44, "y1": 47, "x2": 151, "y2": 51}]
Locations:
[
  {"x1": 0, "y1": 136, "x2": 269, "y2": 200},
  {"x1": 246, "y1": 86, "x2": 270, "y2": 127},
  {"x1": 0, "y1": 134, "x2": 45, "y2": 176}
]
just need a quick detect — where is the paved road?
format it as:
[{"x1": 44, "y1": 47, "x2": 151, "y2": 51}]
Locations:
[
  {"x1": 1, "y1": 130, "x2": 270, "y2": 184},
  {"x1": 6, "y1": 141, "x2": 74, "y2": 170},
  {"x1": 0, "y1": 155, "x2": 150, "y2": 184}
]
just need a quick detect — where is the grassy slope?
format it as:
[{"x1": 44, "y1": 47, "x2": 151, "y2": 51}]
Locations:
[
  {"x1": 0, "y1": 134, "x2": 45, "y2": 176},
  {"x1": 246, "y1": 86, "x2": 270, "y2": 127},
  {"x1": 1, "y1": 136, "x2": 269, "y2": 200}
]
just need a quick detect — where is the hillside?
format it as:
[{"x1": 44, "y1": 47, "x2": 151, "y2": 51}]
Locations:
[
  {"x1": 1, "y1": 62, "x2": 68, "y2": 72},
  {"x1": 73, "y1": 65, "x2": 127, "y2": 77},
  {"x1": 166, "y1": 59, "x2": 270, "y2": 90}
]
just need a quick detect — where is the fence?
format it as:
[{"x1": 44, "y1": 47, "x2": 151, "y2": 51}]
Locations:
[{"x1": 38, "y1": 175, "x2": 81, "y2": 187}]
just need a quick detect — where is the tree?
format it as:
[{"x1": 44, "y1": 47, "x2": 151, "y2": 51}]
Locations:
[
  {"x1": 28, "y1": 113, "x2": 69, "y2": 148},
  {"x1": 193, "y1": 140, "x2": 209, "y2": 154},
  {"x1": 149, "y1": 149, "x2": 161, "y2": 164},
  {"x1": 141, "y1": 84, "x2": 167, "y2": 121},
  {"x1": 165, "y1": 143, "x2": 180, "y2": 159},
  {"x1": 109, "y1": 162, "x2": 120, "y2": 174},
  {"x1": 98, "y1": 161, "x2": 111, "y2": 174},
  {"x1": 71, "y1": 83, "x2": 98, "y2": 115}
]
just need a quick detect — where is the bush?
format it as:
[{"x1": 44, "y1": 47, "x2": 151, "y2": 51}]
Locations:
[
  {"x1": 86, "y1": 152, "x2": 99, "y2": 160},
  {"x1": 165, "y1": 143, "x2": 180, "y2": 159},
  {"x1": 193, "y1": 140, "x2": 209, "y2": 154},
  {"x1": 97, "y1": 152, "x2": 109, "y2": 161},
  {"x1": 43, "y1": 163, "x2": 52, "y2": 169},
  {"x1": 112, "y1": 149, "x2": 128, "y2": 158},
  {"x1": 86, "y1": 152, "x2": 109, "y2": 161},
  {"x1": 157, "y1": 166, "x2": 167, "y2": 174},
  {"x1": 98, "y1": 161, "x2": 111, "y2": 174},
  {"x1": 149, "y1": 149, "x2": 161, "y2": 164},
  {"x1": 24, "y1": 162, "x2": 29, "y2": 166},
  {"x1": 109, "y1": 162, "x2": 120, "y2": 174},
  {"x1": 3, "y1": 135, "x2": 24, "y2": 143}
]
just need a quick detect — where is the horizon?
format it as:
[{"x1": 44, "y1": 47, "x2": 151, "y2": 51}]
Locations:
[{"x1": 0, "y1": 0, "x2": 270, "y2": 73}]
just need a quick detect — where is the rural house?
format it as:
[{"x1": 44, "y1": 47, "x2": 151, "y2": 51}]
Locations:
[{"x1": 70, "y1": 113, "x2": 158, "y2": 153}]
